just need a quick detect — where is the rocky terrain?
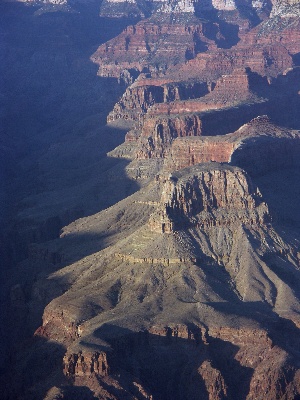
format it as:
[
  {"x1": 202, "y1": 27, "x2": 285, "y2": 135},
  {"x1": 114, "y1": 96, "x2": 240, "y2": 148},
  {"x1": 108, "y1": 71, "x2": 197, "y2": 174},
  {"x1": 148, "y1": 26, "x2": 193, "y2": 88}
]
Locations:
[{"x1": 1, "y1": 0, "x2": 300, "y2": 399}]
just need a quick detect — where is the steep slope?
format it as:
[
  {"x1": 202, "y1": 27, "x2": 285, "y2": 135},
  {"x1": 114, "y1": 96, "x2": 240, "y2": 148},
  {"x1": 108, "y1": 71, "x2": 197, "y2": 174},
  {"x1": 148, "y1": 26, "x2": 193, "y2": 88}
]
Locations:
[
  {"x1": 30, "y1": 160, "x2": 300, "y2": 399},
  {"x1": 2, "y1": 0, "x2": 300, "y2": 399}
]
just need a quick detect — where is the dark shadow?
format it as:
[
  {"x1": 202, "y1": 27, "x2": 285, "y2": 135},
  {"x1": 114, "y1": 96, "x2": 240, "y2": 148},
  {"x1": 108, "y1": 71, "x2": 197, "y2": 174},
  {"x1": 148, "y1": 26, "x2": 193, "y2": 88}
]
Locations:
[
  {"x1": 199, "y1": 100, "x2": 271, "y2": 136},
  {"x1": 1, "y1": 336, "x2": 67, "y2": 400},
  {"x1": 199, "y1": 67, "x2": 300, "y2": 137},
  {"x1": 207, "y1": 336, "x2": 253, "y2": 400},
  {"x1": 293, "y1": 52, "x2": 300, "y2": 66},
  {"x1": 217, "y1": 20, "x2": 240, "y2": 48},
  {"x1": 200, "y1": 13, "x2": 240, "y2": 49},
  {"x1": 205, "y1": 301, "x2": 300, "y2": 358},
  {"x1": 194, "y1": 35, "x2": 209, "y2": 53},
  {"x1": 231, "y1": 137, "x2": 300, "y2": 177},
  {"x1": 269, "y1": 78, "x2": 300, "y2": 130},
  {"x1": 265, "y1": 259, "x2": 300, "y2": 296},
  {"x1": 0, "y1": 1, "x2": 141, "y2": 264},
  {"x1": 60, "y1": 385, "x2": 98, "y2": 400},
  {"x1": 234, "y1": 0, "x2": 262, "y2": 27},
  {"x1": 253, "y1": 168, "x2": 300, "y2": 228},
  {"x1": 197, "y1": 262, "x2": 242, "y2": 303},
  {"x1": 93, "y1": 323, "x2": 253, "y2": 400},
  {"x1": 0, "y1": 2, "x2": 140, "y2": 396}
]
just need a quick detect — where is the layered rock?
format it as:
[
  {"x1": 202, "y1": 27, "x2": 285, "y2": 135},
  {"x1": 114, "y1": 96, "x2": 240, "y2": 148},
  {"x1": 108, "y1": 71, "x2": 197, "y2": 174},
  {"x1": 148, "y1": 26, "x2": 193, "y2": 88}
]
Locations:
[
  {"x1": 107, "y1": 77, "x2": 209, "y2": 122},
  {"x1": 91, "y1": 18, "x2": 216, "y2": 81},
  {"x1": 166, "y1": 138, "x2": 235, "y2": 171},
  {"x1": 31, "y1": 150, "x2": 300, "y2": 398},
  {"x1": 121, "y1": 69, "x2": 270, "y2": 159},
  {"x1": 109, "y1": 64, "x2": 300, "y2": 162},
  {"x1": 165, "y1": 116, "x2": 300, "y2": 175},
  {"x1": 6, "y1": 2, "x2": 300, "y2": 399},
  {"x1": 172, "y1": 41, "x2": 293, "y2": 83},
  {"x1": 108, "y1": 81, "x2": 165, "y2": 122},
  {"x1": 110, "y1": 101, "x2": 270, "y2": 159},
  {"x1": 149, "y1": 163, "x2": 269, "y2": 233},
  {"x1": 137, "y1": 113, "x2": 204, "y2": 158}
]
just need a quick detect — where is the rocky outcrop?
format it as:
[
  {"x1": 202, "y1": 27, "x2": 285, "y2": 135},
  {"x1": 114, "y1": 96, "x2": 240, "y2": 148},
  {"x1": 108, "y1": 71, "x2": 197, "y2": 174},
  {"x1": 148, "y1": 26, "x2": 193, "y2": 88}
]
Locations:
[
  {"x1": 59, "y1": 323, "x2": 300, "y2": 400},
  {"x1": 107, "y1": 78, "x2": 209, "y2": 122},
  {"x1": 165, "y1": 116, "x2": 300, "y2": 175},
  {"x1": 126, "y1": 68, "x2": 265, "y2": 157},
  {"x1": 108, "y1": 82, "x2": 165, "y2": 122},
  {"x1": 63, "y1": 350, "x2": 109, "y2": 377},
  {"x1": 107, "y1": 65, "x2": 294, "y2": 155},
  {"x1": 127, "y1": 101, "x2": 272, "y2": 161},
  {"x1": 35, "y1": 316, "x2": 81, "y2": 343},
  {"x1": 166, "y1": 138, "x2": 235, "y2": 171},
  {"x1": 137, "y1": 113, "x2": 203, "y2": 159},
  {"x1": 247, "y1": 357, "x2": 300, "y2": 400},
  {"x1": 91, "y1": 19, "x2": 216, "y2": 81},
  {"x1": 5, "y1": 2, "x2": 300, "y2": 400},
  {"x1": 114, "y1": 251, "x2": 197, "y2": 265},
  {"x1": 149, "y1": 163, "x2": 269, "y2": 233},
  {"x1": 198, "y1": 360, "x2": 228, "y2": 400},
  {"x1": 172, "y1": 41, "x2": 293, "y2": 83},
  {"x1": 144, "y1": 68, "x2": 269, "y2": 115}
]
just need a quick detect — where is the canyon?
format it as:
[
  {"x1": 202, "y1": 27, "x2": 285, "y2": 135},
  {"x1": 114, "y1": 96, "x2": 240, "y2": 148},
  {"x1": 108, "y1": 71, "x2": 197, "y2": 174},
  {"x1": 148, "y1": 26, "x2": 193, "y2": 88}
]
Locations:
[{"x1": 1, "y1": 0, "x2": 300, "y2": 399}]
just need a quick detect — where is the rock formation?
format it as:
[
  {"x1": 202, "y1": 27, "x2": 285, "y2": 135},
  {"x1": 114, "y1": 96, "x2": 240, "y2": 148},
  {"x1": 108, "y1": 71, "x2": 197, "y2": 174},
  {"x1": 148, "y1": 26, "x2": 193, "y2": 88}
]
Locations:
[
  {"x1": 2, "y1": 0, "x2": 300, "y2": 399},
  {"x1": 91, "y1": 17, "x2": 219, "y2": 82},
  {"x1": 149, "y1": 163, "x2": 269, "y2": 233},
  {"x1": 165, "y1": 116, "x2": 300, "y2": 175}
]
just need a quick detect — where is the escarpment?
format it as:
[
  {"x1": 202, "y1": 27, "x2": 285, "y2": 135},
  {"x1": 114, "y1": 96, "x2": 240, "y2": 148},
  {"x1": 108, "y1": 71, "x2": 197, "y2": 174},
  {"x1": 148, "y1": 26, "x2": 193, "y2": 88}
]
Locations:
[
  {"x1": 165, "y1": 116, "x2": 300, "y2": 174},
  {"x1": 107, "y1": 78, "x2": 210, "y2": 122},
  {"x1": 91, "y1": 18, "x2": 217, "y2": 82},
  {"x1": 4, "y1": 1, "x2": 300, "y2": 399},
  {"x1": 148, "y1": 163, "x2": 269, "y2": 234}
]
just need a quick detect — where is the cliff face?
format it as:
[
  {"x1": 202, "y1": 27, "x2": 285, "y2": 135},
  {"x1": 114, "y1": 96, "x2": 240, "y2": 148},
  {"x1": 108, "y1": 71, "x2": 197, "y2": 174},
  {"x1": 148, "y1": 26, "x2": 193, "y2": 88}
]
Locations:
[
  {"x1": 165, "y1": 116, "x2": 300, "y2": 174},
  {"x1": 136, "y1": 113, "x2": 203, "y2": 159},
  {"x1": 4, "y1": 1, "x2": 300, "y2": 399},
  {"x1": 91, "y1": 19, "x2": 217, "y2": 82},
  {"x1": 149, "y1": 163, "x2": 269, "y2": 233},
  {"x1": 107, "y1": 79, "x2": 209, "y2": 122}
]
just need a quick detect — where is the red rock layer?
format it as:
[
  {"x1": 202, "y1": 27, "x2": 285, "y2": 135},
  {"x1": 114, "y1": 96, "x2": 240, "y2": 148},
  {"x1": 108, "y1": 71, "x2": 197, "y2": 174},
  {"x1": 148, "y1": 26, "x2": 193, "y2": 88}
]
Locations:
[
  {"x1": 108, "y1": 78, "x2": 209, "y2": 122},
  {"x1": 165, "y1": 116, "x2": 300, "y2": 174},
  {"x1": 167, "y1": 138, "x2": 235, "y2": 171},
  {"x1": 91, "y1": 19, "x2": 216, "y2": 80},
  {"x1": 126, "y1": 69, "x2": 270, "y2": 160},
  {"x1": 136, "y1": 113, "x2": 203, "y2": 159},
  {"x1": 173, "y1": 42, "x2": 293, "y2": 82},
  {"x1": 107, "y1": 63, "x2": 271, "y2": 126}
]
